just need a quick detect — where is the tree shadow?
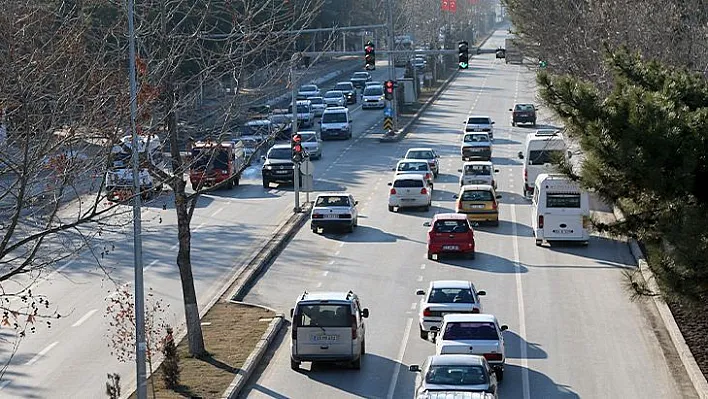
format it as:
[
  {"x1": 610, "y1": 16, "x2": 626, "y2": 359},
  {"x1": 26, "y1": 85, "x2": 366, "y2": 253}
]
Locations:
[
  {"x1": 503, "y1": 330, "x2": 548, "y2": 359},
  {"x1": 491, "y1": 157, "x2": 523, "y2": 166},
  {"x1": 489, "y1": 137, "x2": 521, "y2": 145},
  {"x1": 317, "y1": 225, "x2": 426, "y2": 245},
  {"x1": 313, "y1": 180, "x2": 348, "y2": 192},
  {"x1": 497, "y1": 190, "x2": 530, "y2": 205},
  {"x1": 544, "y1": 236, "x2": 636, "y2": 268},
  {"x1": 473, "y1": 219, "x2": 534, "y2": 237},
  {"x1": 500, "y1": 364, "x2": 581, "y2": 398},
  {"x1": 141, "y1": 191, "x2": 215, "y2": 210},
  {"x1": 435, "y1": 251, "x2": 529, "y2": 274}
]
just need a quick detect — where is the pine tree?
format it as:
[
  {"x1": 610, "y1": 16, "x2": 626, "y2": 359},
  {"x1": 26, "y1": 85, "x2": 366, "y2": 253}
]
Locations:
[
  {"x1": 161, "y1": 326, "x2": 180, "y2": 389},
  {"x1": 536, "y1": 45, "x2": 708, "y2": 301}
]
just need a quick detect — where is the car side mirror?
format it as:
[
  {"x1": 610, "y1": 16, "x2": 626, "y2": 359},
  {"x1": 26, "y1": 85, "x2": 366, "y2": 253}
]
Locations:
[
  {"x1": 416, "y1": 289, "x2": 425, "y2": 296},
  {"x1": 453, "y1": 194, "x2": 459, "y2": 199},
  {"x1": 517, "y1": 151, "x2": 524, "y2": 159},
  {"x1": 362, "y1": 308, "x2": 369, "y2": 318},
  {"x1": 387, "y1": 182, "x2": 392, "y2": 186},
  {"x1": 477, "y1": 290, "x2": 486, "y2": 296},
  {"x1": 491, "y1": 121, "x2": 495, "y2": 124},
  {"x1": 496, "y1": 195, "x2": 502, "y2": 199},
  {"x1": 261, "y1": 155, "x2": 266, "y2": 161},
  {"x1": 290, "y1": 308, "x2": 294, "y2": 317},
  {"x1": 500, "y1": 325, "x2": 508, "y2": 331},
  {"x1": 508, "y1": 108, "x2": 513, "y2": 112},
  {"x1": 422, "y1": 221, "x2": 431, "y2": 227},
  {"x1": 436, "y1": 154, "x2": 440, "y2": 158},
  {"x1": 354, "y1": 201, "x2": 359, "y2": 205},
  {"x1": 429, "y1": 326, "x2": 439, "y2": 332},
  {"x1": 409, "y1": 365, "x2": 421, "y2": 372},
  {"x1": 457, "y1": 169, "x2": 462, "y2": 172},
  {"x1": 391, "y1": 168, "x2": 396, "y2": 171},
  {"x1": 494, "y1": 169, "x2": 499, "y2": 173}
]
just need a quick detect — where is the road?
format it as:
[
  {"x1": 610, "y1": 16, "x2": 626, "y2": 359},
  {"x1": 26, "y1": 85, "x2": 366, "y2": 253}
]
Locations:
[
  {"x1": 0, "y1": 61, "x2": 402, "y2": 398},
  {"x1": 240, "y1": 30, "x2": 697, "y2": 398}
]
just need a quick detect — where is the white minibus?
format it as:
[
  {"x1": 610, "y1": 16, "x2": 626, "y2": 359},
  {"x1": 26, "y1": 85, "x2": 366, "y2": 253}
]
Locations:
[
  {"x1": 532, "y1": 173, "x2": 590, "y2": 246},
  {"x1": 518, "y1": 129, "x2": 570, "y2": 197}
]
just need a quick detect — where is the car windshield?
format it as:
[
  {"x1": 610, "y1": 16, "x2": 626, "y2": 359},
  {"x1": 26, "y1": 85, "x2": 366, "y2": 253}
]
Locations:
[
  {"x1": 325, "y1": 91, "x2": 343, "y2": 98},
  {"x1": 289, "y1": 105, "x2": 310, "y2": 114},
  {"x1": 267, "y1": 147, "x2": 291, "y2": 160},
  {"x1": 309, "y1": 97, "x2": 324, "y2": 104},
  {"x1": 335, "y1": 83, "x2": 352, "y2": 91},
  {"x1": 515, "y1": 104, "x2": 535, "y2": 111},
  {"x1": 546, "y1": 193, "x2": 581, "y2": 208},
  {"x1": 393, "y1": 179, "x2": 424, "y2": 188},
  {"x1": 397, "y1": 162, "x2": 429, "y2": 172},
  {"x1": 464, "y1": 165, "x2": 491, "y2": 175},
  {"x1": 315, "y1": 195, "x2": 350, "y2": 207},
  {"x1": 191, "y1": 147, "x2": 230, "y2": 170},
  {"x1": 322, "y1": 112, "x2": 347, "y2": 123},
  {"x1": 353, "y1": 72, "x2": 368, "y2": 79},
  {"x1": 528, "y1": 150, "x2": 564, "y2": 165},
  {"x1": 425, "y1": 365, "x2": 488, "y2": 385},
  {"x1": 295, "y1": 304, "x2": 351, "y2": 328},
  {"x1": 467, "y1": 117, "x2": 491, "y2": 125},
  {"x1": 442, "y1": 322, "x2": 499, "y2": 340},
  {"x1": 407, "y1": 150, "x2": 434, "y2": 159},
  {"x1": 243, "y1": 124, "x2": 269, "y2": 135},
  {"x1": 428, "y1": 288, "x2": 475, "y2": 304},
  {"x1": 433, "y1": 220, "x2": 470, "y2": 233},
  {"x1": 300, "y1": 133, "x2": 317, "y2": 142},
  {"x1": 300, "y1": 85, "x2": 317, "y2": 92},
  {"x1": 464, "y1": 134, "x2": 489, "y2": 143},
  {"x1": 461, "y1": 190, "x2": 494, "y2": 201},
  {"x1": 363, "y1": 87, "x2": 383, "y2": 96}
]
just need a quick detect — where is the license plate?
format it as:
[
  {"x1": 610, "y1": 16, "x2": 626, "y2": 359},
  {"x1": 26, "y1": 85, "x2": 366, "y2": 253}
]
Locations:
[
  {"x1": 324, "y1": 214, "x2": 338, "y2": 219},
  {"x1": 275, "y1": 170, "x2": 289, "y2": 174},
  {"x1": 442, "y1": 245, "x2": 459, "y2": 250},
  {"x1": 400, "y1": 198, "x2": 415, "y2": 201},
  {"x1": 471, "y1": 148, "x2": 483, "y2": 152},
  {"x1": 553, "y1": 229, "x2": 573, "y2": 234},
  {"x1": 311, "y1": 334, "x2": 338, "y2": 342},
  {"x1": 468, "y1": 204, "x2": 485, "y2": 209}
]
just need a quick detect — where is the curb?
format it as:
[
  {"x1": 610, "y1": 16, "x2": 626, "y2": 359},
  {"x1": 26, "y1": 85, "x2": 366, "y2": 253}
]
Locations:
[
  {"x1": 614, "y1": 206, "x2": 708, "y2": 398},
  {"x1": 221, "y1": 301, "x2": 285, "y2": 399}
]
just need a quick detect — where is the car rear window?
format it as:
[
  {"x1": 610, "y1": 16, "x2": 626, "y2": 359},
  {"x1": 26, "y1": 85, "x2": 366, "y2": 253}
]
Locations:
[
  {"x1": 322, "y1": 112, "x2": 348, "y2": 123},
  {"x1": 393, "y1": 179, "x2": 424, "y2": 188},
  {"x1": 467, "y1": 117, "x2": 491, "y2": 125},
  {"x1": 464, "y1": 164, "x2": 491, "y2": 175},
  {"x1": 325, "y1": 91, "x2": 343, "y2": 98},
  {"x1": 428, "y1": 288, "x2": 475, "y2": 303},
  {"x1": 442, "y1": 322, "x2": 499, "y2": 340},
  {"x1": 407, "y1": 150, "x2": 434, "y2": 159},
  {"x1": 397, "y1": 162, "x2": 429, "y2": 172},
  {"x1": 546, "y1": 193, "x2": 581, "y2": 208},
  {"x1": 528, "y1": 150, "x2": 564, "y2": 165},
  {"x1": 463, "y1": 134, "x2": 489, "y2": 143},
  {"x1": 433, "y1": 220, "x2": 470, "y2": 233},
  {"x1": 315, "y1": 195, "x2": 350, "y2": 207},
  {"x1": 300, "y1": 133, "x2": 317, "y2": 142},
  {"x1": 425, "y1": 365, "x2": 488, "y2": 385},
  {"x1": 515, "y1": 104, "x2": 534, "y2": 111},
  {"x1": 295, "y1": 304, "x2": 351, "y2": 327},
  {"x1": 309, "y1": 97, "x2": 324, "y2": 104},
  {"x1": 363, "y1": 87, "x2": 383, "y2": 96},
  {"x1": 300, "y1": 85, "x2": 317, "y2": 91},
  {"x1": 461, "y1": 190, "x2": 493, "y2": 201},
  {"x1": 335, "y1": 83, "x2": 352, "y2": 91}
]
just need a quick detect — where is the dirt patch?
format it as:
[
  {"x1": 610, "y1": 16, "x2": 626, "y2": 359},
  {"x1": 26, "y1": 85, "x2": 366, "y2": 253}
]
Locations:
[
  {"x1": 665, "y1": 297, "x2": 708, "y2": 381},
  {"x1": 130, "y1": 302, "x2": 275, "y2": 399}
]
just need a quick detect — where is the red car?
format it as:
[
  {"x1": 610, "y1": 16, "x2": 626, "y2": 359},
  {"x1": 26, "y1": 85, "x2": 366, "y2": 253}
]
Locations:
[{"x1": 424, "y1": 213, "x2": 476, "y2": 260}]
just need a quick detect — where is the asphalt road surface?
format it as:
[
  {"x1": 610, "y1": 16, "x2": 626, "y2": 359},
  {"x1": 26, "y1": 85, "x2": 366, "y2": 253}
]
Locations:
[
  {"x1": 0, "y1": 61, "x2": 402, "y2": 398},
  {"x1": 240, "y1": 30, "x2": 697, "y2": 399}
]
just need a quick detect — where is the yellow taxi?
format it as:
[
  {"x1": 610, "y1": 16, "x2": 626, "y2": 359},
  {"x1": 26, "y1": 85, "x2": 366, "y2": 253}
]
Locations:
[{"x1": 454, "y1": 184, "x2": 502, "y2": 226}]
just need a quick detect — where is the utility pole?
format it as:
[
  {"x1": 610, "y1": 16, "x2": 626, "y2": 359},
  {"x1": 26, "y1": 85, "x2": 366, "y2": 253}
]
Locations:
[
  {"x1": 386, "y1": 0, "x2": 398, "y2": 129},
  {"x1": 290, "y1": 59, "x2": 301, "y2": 213},
  {"x1": 126, "y1": 0, "x2": 147, "y2": 396}
]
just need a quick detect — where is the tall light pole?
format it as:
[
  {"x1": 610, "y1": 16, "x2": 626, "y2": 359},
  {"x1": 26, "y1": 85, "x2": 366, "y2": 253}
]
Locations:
[
  {"x1": 386, "y1": 0, "x2": 398, "y2": 128},
  {"x1": 127, "y1": 0, "x2": 148, "y2": 397}
]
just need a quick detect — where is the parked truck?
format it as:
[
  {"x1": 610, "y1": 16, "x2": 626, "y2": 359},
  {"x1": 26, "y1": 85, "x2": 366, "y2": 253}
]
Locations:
[
  {"x1": 504, "y1": 38, "x2": 523, "y2": 64},
  {"x1": 105, "y1": 134, "x2": 166, "y2": 201},
  {"x1": 189, "y1": 139, "x2": 245, "y2": 191}
]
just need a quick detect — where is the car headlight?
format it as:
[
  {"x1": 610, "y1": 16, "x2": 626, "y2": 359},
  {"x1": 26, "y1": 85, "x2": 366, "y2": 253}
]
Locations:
[{"x1": 263, "y1": 165, "x2": 273, "y2": 170}]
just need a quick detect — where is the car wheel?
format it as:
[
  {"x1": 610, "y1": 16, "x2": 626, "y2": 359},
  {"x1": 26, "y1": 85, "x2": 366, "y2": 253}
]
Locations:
[
  {"x1": 532, "y1": 121, "x2": 537, "y2": 127},
  {"x1": 492, "y1": 220, "x2": 500, "y2": 227},
  {"x1": 535, "y1": 239, "x2": 542, "y2": 246},
  {"x1": 290, "y1": 359, "x2": 300, "y2": 371},
  {"x1": 233, "y1": 176, "x2": 240, "y2": 187},
  {"x1": 419, "y1": 326, "x2": 428, "y2": 340},
  {"x1": 467, "y1": 251, "x2": 476, "y2": 260},
  {"x1": 347, "y1": 224, "x2": 354, "y2": 233},
  {"x1": 388, "y1": 205, "x2": 395, "y2": 212},
  {"x1": 511, "y1": 121, "x2": 516, "y2": 127},
  {"x1": 433, "y1": 171, "x2": 439, "y2": 178},
  {"x1": 423, "y1": 205, "x2": 429, "y2": 212},
  {"x1": 191, "y1": 183, "x2": 197, "y2": 191},
  {"x1": 582, "y1": 240, "x2": 589, "y2": 246},
  {"x1": 427, "y1": 252, "x2": 434, "y2": 260},
  {"x1": 361, "y1": 338, "x2": 366, "y2": 355},
  {"x1": 262, "y1": 179, "x2": 270, "y2": 189},
  {"x1": 351, "y1": 356, "x2": 361, "y2": 370},
  {"x1": 496, "y1": 369, "x2": 504, "y2": 382}
]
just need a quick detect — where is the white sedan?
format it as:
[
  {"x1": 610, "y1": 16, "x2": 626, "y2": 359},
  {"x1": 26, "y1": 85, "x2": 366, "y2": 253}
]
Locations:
[
  {"x1": 310, "y1": 193, "x2": 359, "y2": 233},
  {"x1": 416, "y1": 280, "x2": 486, "y2": 340},
  {"x1": 387, "y1": 174, "x2": 432, "y2": 212},
  {"x1": 393, "y1": 159, "x2": 434, "y2": 188}
]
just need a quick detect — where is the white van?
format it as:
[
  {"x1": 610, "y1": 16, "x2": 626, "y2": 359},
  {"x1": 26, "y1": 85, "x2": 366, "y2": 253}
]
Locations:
[
  {"x1": 320, "y1": 106, "x2": 352, "y2": 140},
  {"x1": 531, "y1": 173, "x2": 590, "y2": 246},
  {"x1": 517, "y1": 129, "x2": 570, "y2": 197}
]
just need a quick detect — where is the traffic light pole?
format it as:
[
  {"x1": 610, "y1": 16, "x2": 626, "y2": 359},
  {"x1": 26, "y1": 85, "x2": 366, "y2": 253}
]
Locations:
[
  {"x1": 386, "y1": 0, "x2": 398, "y2": 130},
  {"x1": 290, "y1": 63, "x2": 301, "y2": 213}
]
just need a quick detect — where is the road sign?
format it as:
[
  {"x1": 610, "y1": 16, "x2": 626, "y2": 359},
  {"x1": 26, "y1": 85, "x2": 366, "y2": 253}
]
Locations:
[
  {"x1": 384, "y1": 106, "x2": 393, "y2": 117},
  {"x1": 299, "y1": 159, "x2": 315, "y2": 176},
  {"x1": 383, "y1": 117, "x2": 394, "y2": 131}
]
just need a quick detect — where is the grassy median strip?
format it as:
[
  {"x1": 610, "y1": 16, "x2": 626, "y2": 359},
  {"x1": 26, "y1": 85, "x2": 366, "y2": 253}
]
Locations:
[{"x1": 130, "y1": 302, "x2": 274, "y2": 399}]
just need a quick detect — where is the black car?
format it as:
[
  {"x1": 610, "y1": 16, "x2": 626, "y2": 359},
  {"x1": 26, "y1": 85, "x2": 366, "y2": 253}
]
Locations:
[
  {"x1": 334, "y1": 82, "x2": 357, "y2": 104},
  {"x1": 261, "y1": 145, "x2": 297, "y2": 188},
  {"x1": 509, "y1": 103, "x2": 537, "y2": 126},
  {"x1": 349, "y1": 72, "x2": 371, "y2": 89}
]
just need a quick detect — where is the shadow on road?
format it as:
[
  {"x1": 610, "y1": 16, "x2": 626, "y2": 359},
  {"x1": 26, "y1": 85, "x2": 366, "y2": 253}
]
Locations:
[
  {"x1": 437, "y1": 251, "x2": 529, "y2": 274},
  {"x1": 319, "y1": 225, "x2": 426, "y2": 245},
  {"x1": 500, "y1": 364, "x2": 580, "y2": 398},
  {"x1": 504, "y1": 330, "x2": 548, "y2": 359}
]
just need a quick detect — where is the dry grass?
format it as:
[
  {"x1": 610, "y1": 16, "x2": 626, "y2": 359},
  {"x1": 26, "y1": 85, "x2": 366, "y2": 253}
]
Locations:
[{"x1": 131, "y1": 302, "x2": 275, "y2": 399}]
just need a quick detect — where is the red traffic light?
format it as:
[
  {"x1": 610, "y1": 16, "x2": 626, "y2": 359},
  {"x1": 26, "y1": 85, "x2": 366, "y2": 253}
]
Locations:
[
  {"x1": 292, "y1": 134, "x2": 301, "y2": 143},
  {"x1": 293, "y1": 144, "x2": 302, "y2": 153},
  {"x1": 385, "y1": 81, "x2": 394, "y2": 90}
]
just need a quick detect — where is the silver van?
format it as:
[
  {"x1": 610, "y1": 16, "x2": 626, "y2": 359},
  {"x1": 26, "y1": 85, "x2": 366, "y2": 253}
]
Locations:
[
  {"x1": 290, "y1": 290, "x2": 369, "y2": 370},
  {"x1": 319, "y1": 106, "x2": 352, "y2": 140}
]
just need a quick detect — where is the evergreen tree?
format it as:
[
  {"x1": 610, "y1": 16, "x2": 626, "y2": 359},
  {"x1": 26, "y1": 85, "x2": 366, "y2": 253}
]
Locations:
[
  {"x1": 536, "y1": 46, "x2": 708, "y2": 301},
  {"x1": 161, "y1": 326, "x2": 180, "y2": 389}
]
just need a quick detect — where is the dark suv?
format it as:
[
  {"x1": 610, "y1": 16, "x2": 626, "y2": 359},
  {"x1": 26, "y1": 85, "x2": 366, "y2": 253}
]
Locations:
[
  {"x1": 261, "y1": 144, "x2": 296, "y2": 188},
  {"x1": 334, "y1": 82, "x2": 357, "y2": 104},
  {"x1": 510, "y1": 103, "x2": 537, "y2": 126}
]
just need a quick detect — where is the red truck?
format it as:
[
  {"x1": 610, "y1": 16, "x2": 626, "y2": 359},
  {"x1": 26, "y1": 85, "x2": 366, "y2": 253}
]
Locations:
[{"x1": 189, "y1": 140, "x2": 245, "y2": 191}]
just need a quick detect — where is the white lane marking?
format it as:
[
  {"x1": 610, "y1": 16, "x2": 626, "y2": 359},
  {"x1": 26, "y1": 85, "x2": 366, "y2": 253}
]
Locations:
[
  {"x1": 410, "y1": 302, "x2": 416, "y2": 310},
  {"x1": 335, "y1": 251, "x2": 340, "y2": 256},
  {"x1": 25, "y1": 341, "x2": 59, "y2": 365},
  {"x1": 72, "y1": 309, "x2": 98, "y2": 327},
  {"x1": 194, "y1": 222, "x2": 206, "y2": 232},
  {"x1": 0, "y1": 380, "x2": 10, "y2": 390},
  {"x1": 211, "y1": 207, "x2": 224, "y2": 217},
  {"x1": 416, "y1": 275, "x2": 423, "y2": 282},
  {"x1": 145, "y1": 259, "x2": 159, "y2": 271},
  {"x1": 170, "y1": 242, "x2": 178, "y2": 250},
  {"x1": 338, "y1": 242, "x2": 344, "y2": 247},
  {"x1": 316, "y1": 282, "x2": 322, "y2": 288},
  {"x1": 511, "y1": 203, "x2": 531, "y2": 399},
  {"x1": 386, "y1": 317, "x2": 413, "y2": 399},
  {"x1": 327, "y1": 261, "x2": 335, "y2": 266},
  {"x1": 323, "y1": 270, "x2": 330, "y2": 276},
  {"x1": 420, "y1": 264, "x2": 426, "y2": 269}
]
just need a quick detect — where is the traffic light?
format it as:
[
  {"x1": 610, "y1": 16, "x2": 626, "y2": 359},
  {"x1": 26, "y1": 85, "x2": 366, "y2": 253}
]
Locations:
[
  {"x1": 384, "y1": 80, "x2": 394, "y2": 101},
  {"x1": 291, "y1": 134, "x2": 303, "y2": 163},
  {"x1": 364, "y1": 41, "x2": 375, "y2": 70},
  {"x1": 458, "y1": 41, "x2": 469, "y2": 69}
]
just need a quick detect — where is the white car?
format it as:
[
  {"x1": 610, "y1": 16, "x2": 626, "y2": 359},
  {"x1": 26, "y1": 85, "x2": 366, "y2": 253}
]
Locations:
[
  {"x1": 365, "y1": 81, "x2": 382, "y2": 87},
  {"x1": 308, "y1": 96, "x2": 327, "y2": 116},
  {"x1": 461, "y1": 132, "x2": 492, "y2": 162},
  {"x1": 323, "y1": 90, "x2": 347, "y2": 107},
  {"x1": 432, "y1": 314, "x2": 508, "y2": 381},
  {"x1": 298, "y1": 131, "x2": 322, "y2": 160},
  {"x1": 416, "y1": 280, "x2": 486, "y2": 340},
  {"x1": 297, "y1": 84, "x2": 320, "y2": 98},
  {"x1": 459, "y1": 161, "x2": 498, "y2": 188},
  {"x1": 409, "y1": 355, "x2": 499, "y2": 399},
  {"x1": 361, "y1": 85, "x2": 385, "y2": 109},
  {"x1": 310, "y1": 193, "x2": 359, "y2": 233},
  {"x1": 405, "y1": 147, "x2": 440, "y2": 177},
  {"x1": 393, "y1": 159, "x2": 434, "y2": 188},
  {"x1": 464, "y1": 115, "x2": 495, "y2": 140},
  {"x1": 387, "y1": 174, "x2": 432, "y2": 212}
]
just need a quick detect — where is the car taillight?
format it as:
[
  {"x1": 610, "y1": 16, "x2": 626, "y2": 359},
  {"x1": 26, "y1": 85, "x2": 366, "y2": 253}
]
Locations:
[
  {"x1": 492, "y1": 201, "x2": 498, "y2": 210},
  {"x1": 425, "y1": 173, "x2": 431, "y2": 180},
  {"x1": 390, "y1": 188, "x2": 397, "y2": 195},
  {"x1": 472, "y1": 308, "x2": 480, "y2": 313},
  {"x1": 456, "y1": 200, "x2": 461, "y2": 211},
  {"x1": 483, "y1": 353, "x2": 503, "y2": 361},
  {"x1": 351, "y1": 315, "x2": 357, "y2": 339},
  {"x1": 423, "y1": 308, "x2": 432, "y2": 317},
  {"x1": 538, "y1": 215, "x2": 544, "y2": 228},
  {"x1": 339, "y1": 214, "x2": 351, "y2": 218},
  {"x1": 312, "y1": 213, "x2": 323, "y2": 219},
  {"x1": 524, "y1": 168, "x2": 527, "y2": 181},
  {"x1": 420, "y1": 187, "x2": 427, "y2": 195}
]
